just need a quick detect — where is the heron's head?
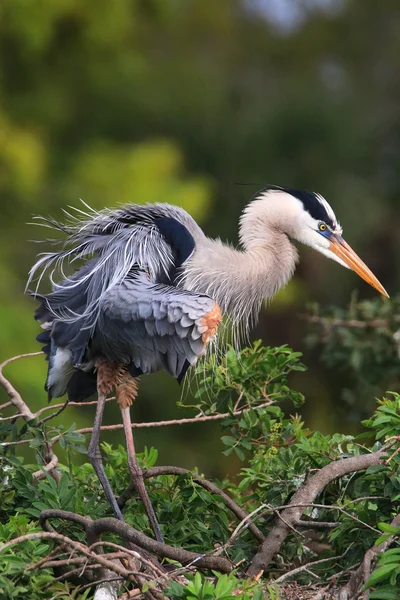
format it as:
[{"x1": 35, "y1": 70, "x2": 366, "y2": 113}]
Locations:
[{"x1": 243, "y1": 186, "x2": 389, "y2": 298}]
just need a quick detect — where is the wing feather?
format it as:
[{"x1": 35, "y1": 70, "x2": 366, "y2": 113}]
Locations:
[{"x1": 93, "y1": 270, "x2": 218, "y2": 378}]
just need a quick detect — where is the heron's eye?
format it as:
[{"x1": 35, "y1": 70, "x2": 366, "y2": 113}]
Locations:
[{"x1": 318, "y1": 222, "x2": 327, "y2": 232}]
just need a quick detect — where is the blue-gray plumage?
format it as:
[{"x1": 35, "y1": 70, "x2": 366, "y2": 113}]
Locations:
[
  {"x1": 31, "y1": 204, "x2": 219, "y2": 401},
  {"x1": 28, "y1": 188, "x2": 387, "y2": 542}
]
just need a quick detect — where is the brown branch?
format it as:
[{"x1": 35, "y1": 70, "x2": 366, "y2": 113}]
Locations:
[
  {"x1": 220, "y1": 496, "x2": 383, "y2": 546},
  {"x1": 246, "y1": 450, "x2": 387, "y2": 579},
  {"x1": 89, "y1": 541, "x2": 164, "y2": 578},
  {"x1": 40, "y1": 509, "x2": 233, "y2": 573},
  {"x1": 296, "y1": 519, "x2": 340, "y2": 529},
  {"x1": 26, "y1": 548, "x2": 62, "y2": 571},
  {"x1": 334, "y1": 513, "x2": 400, "y2": 600},
  {"x1": 87, "y1": 516, "x2": 232, "y2": 572},
  {"x1": 0, "y1": 400, "x2": 13, "y2": 411},
  {"x1": 284, "y1": 504, "x2": 380, "y2": 536},
  {"x1": 32, "y1": 451, "x2": 60, "y2": 481},
  {"x1": 0, "y1": 531, "x2": 84, "y2": 555}
]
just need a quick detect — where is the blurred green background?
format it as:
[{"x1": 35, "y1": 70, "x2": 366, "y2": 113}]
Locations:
[{"x1": 1, "y1": 0, "x2": 399, "y2": 475}]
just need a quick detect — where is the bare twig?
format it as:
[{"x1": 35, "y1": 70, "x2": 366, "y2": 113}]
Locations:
[
  {"x1": 0, "y1": 400, "x2": 275, "y2": 449},
  {"x1": 214, "y1": 503, "x2": 269, "y2": 556},
  {"x1": 0, "y1": 352, "x2": 62, "y2": 481},
  {"x1": 35, "y1": 396, "x2": 115, "y2": 418},
  {"x1": 0, "y1": 413, "x2": 25, "y2": 422},
  {"x1": 272, "y1": 495, "x2": 386, "y2": 513},
  {"x1": 37, "y1": 397, "x2": 69, "y2": 425},
  {"x1": 275, "y1": 548, "x2": 351, "y2": 583},
  {"x1": 42, "y1": 563, "x2": 102, "y2": 589},
  {"x1": 270, "y1": 496, "x2": 387, "y2": 536},
  {"x1": 305, "y1": 316, "x2": 394, "y2": 329},
  {"x1": 0, "y1": 531, "x2": 133, "y2": 579},
  {"x1": 52, "y1": 399, "x2": 275, "y2": 436},
  {"x1": 40, "y1": 552, "x2": 127, "y2": 570},
  {"x1": 0, "y1": 353, "x2": 41, "y2": 419},
  {"x1": 218, "y1": 496, "x2": 383, "y2": 545},
  {"x1": 272, "y1": 507, "x2": 305, "y2": 539}
]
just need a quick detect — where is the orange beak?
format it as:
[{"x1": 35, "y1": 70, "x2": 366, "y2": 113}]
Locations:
[{"x1": 329, "y1": 236, "x2": 389, "y2": 298}]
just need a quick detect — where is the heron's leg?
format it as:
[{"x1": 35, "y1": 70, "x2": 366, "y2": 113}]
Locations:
[
  {"x1": 87, "y1": 364, "x2": 124, "y2": 521},
  {"x1": 118, "y1": 376, "x2": 164, "y2": 543},
  {"x1": 120, "y1": 405, "x2": 164, "y2": 543}
]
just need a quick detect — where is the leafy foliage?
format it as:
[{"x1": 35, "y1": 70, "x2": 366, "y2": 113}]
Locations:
[
  {"x1": 165, "y1": 572, "x2": 263, "y2": 600},
  {"x1": 1, "y1": 0, "x2": 399, "y2": 444},
  {"x1": 1, "y1": 337, "x2": 400, "y2": 598}
]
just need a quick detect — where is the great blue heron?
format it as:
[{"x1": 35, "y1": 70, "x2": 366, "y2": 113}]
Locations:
[{"x1": 29, "y1": 185, "x2": 388, "y2": 543}]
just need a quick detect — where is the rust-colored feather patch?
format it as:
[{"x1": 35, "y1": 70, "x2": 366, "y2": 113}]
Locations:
[
  {"x1": 116, "y1": 370, "x2": 139, "y2": 409},
  {"x1": 96, "y1": 360, "x2": 125, "y2": 396},
  {"x1": 200, "y1": 303, "x2": 222, "y2": 345}
]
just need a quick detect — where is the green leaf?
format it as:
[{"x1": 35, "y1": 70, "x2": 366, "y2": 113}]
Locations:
[
  {"x1": 375, "y1": 533, "x2": 392, "y2": 546},
  {"x1": 166, "y1": 581, "x2": 184, "y2": 598},
  {"x1": 370, "y1": 587, "x2": 400, "y2": 599},
  {"x1": 378, "y1": 522, "x2": 400, "y2": 534},
  {"x1": 220, "y1": 436, "x2": 236, "y2": 447},
  {"x1": 364, "y1": 564, "x2": 399, "y2": 589},
  {"x1": 377, "y1": 549, "x2": 400, "y2": 563},
  {"x1": 215, "y1": 575, "x2": 235, "y2": 598}
]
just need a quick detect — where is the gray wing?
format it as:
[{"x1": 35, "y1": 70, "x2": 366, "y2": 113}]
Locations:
[
  {"x1": 93, "y1": 270, "x2": 220, "y2": 379},
  {"x1": 30, "y1": 202, "x2": 212, "y2": 395}
]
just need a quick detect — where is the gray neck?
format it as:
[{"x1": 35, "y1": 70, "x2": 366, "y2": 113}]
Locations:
[{"x1": 181, "y1": 209, "x2": 298, "y2": 332}]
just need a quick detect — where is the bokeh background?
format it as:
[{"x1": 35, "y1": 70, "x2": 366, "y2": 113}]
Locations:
[{"x1": 1, "y1": 0, "x2": 399, "y2": 476}]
